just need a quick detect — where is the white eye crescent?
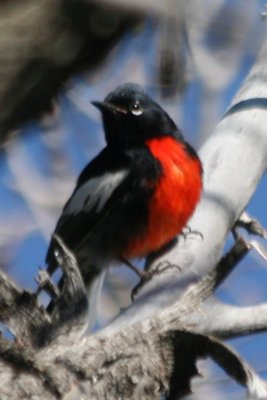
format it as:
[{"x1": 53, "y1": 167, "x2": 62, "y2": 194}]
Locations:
[{"x1": 130, "y1": 101, "x2": 143, "y2": 116}]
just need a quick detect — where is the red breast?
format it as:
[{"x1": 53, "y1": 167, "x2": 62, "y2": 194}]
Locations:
[{"x1": 126, "y1": 136, "x2": 202, "y2": 258}]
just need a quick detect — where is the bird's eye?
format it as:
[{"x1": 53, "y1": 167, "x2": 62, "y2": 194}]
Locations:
[{"x1": 130, "y1": 101, "x2": 143, "y2": 116}]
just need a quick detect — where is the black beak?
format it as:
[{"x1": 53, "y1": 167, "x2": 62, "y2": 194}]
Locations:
[
  {"x1": 91, "y1": 101, "x2": 127, "y2": 115},
  {"x1": 91, "y1": 101, "x2": 117, "y2": 114}
]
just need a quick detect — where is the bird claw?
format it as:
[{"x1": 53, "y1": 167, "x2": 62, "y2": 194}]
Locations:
[
  {"x1": 131, "y1": 260, "x2": 181, "y2": 301},
  {"x1": 181, "y1": 226, "x2": 203, "y2": 241}
]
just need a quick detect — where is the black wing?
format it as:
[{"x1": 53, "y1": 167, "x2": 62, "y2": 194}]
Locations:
[{"x1": 46, "y1": 145, "x2": 161, "y2": 276}]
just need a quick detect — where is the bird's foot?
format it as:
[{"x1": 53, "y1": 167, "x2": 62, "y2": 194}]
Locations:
[
  {"x1": 181, "y1": 226, "x2": 203, "y2": 241},
  {"x1": 130, "y1": 260, "x2": 181, "y2": 301}
]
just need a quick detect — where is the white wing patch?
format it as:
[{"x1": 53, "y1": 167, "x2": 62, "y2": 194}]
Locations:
[{"x1": 64, "y1": 170, "x2": 129, "y2": 215}]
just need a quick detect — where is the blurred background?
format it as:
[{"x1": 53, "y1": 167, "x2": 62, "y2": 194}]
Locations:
[{"x1": 0, "y1": 0, "x2": 267, "y2": 398}]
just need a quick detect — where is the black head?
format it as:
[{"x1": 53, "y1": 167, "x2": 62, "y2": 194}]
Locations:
[{"x1": 92, "y1": 83, "x2": 182, "y2": 147}]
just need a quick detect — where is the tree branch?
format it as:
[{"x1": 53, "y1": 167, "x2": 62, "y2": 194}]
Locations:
[{"x1": 0, "y1": 237, "x2": 267, "y2": 399}]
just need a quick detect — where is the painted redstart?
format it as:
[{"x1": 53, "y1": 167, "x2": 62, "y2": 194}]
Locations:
[{"x1": 46, "y1": 83, "x2": 202, "y2": 325}]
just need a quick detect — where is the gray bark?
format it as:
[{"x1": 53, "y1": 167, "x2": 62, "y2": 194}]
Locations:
[{"x1": 1, "y1": 238, "x2": 267, "y2": 400}]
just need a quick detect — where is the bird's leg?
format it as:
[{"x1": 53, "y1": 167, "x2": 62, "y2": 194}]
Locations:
[
  {"x1": 121, "y1": 240, "x2": 183, "y2": 301},
  {"x1": 144, "y1": 238, "x2": 178, "y2": 271},
  {"x1": 131, "y1": 260, "x2": 181, "y2": 301},
  {"x1": 122, "y1": 250, "x2": 182, "y2": 302},
  {"x1": 121, "y1": 257, "x2": 181, "y2": 280},
  {"x1": 120, "y1": 258, "x2": 148, "y2": 280}
]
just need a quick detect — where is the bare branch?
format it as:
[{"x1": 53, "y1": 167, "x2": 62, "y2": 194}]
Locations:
[
  {"x1": 46, "y1": 234, "x2": 89, "y2": 341},
  {"x1": 0, "y1": 336, "x2": 66, "y2": 399},
  {"x1": 235, "y1": 212, "x2": 267, "y2": 239},
  {"x1": 1, "y1": 236, "x2": 266, "y2": 399},
  {"x1": 0, "y1": 269, "x2": 51, "y2": 347},
  {"x1": 197, "y1": 300, "x2": 267, "y2": 339}
]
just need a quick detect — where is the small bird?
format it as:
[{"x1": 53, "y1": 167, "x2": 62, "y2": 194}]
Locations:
[{"x1": 46, "y1": 83, "x2": 202, "y2": 325}]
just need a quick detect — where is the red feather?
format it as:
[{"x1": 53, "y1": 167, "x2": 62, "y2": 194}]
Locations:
[{"x1": 126, "y1": 136, "x2": 202, "y2": 257}]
